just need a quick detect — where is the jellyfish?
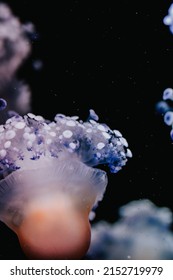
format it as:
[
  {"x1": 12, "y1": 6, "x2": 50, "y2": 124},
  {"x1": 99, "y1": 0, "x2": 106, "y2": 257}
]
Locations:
[
  {"x1": 156, "y1": 88, "x2": 173, "y2": 140},
  {"x1": 0, "y1": 3, "x2": 34, "y2": 119},
  {"x1": 163, "y1": 3, "x2": 173, "y2": 34},
  {"x1": 0, "y1": 99, "x2": 7, "y2": 112},
  {"x1": 87, "y1": 199, "x2": 173, "y2": 260},
  {"x1": 0, "y1": 108, "x2": 132, "y2": 259}
]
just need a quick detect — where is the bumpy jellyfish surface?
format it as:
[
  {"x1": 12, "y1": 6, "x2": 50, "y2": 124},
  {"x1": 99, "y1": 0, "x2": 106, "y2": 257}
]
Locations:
[{"x1": 0, "y1": 110, "x2": 132, "y2": 259}]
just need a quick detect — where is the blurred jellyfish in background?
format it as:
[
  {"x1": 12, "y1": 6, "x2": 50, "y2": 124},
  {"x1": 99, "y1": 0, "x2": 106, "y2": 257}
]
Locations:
[
  {"x1": 159, "y1": 5, "x2": 173, "y2": 132},
  {"x1": 156, "y1": 5, "x2": 173, "y2": 138},
  {"x1": 156, "y1": 88, "x2": 173, "y2": 140},
  {"x1": 87, "y1": 200, "x2": 173, "y2": 260},
  {"x1": 163, "y1": 3, "x2": 173, "y2": 34},
  {"x1": 0, "y1": 3, "x2": 34, "y2": 121},
  {"x1": 0, "y1": 98, "x2": 7, "y2": 112},
  {"x1": 0, "y1": 107, "x2": 132, "y2": 259}
]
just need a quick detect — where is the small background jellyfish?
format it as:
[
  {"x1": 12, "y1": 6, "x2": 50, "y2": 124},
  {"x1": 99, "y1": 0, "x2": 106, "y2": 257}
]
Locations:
[
  {"x1": 156, "y1": 4, "x2": 173, "y2": 140},
  {"x1": 0, "y1": 0, "x2": 173, "y2": 259},
  {"x1": 163, "y1": 3, "x2": 173, "y2": 34},
  {"x1": 156, "y1": 88, "x2": 173, "y2": 140},
  {"x1": 87, "y1": 200, "x2": 173, "y2": 260},
  {"x1": 0, "y1": 2, "x2": 36, "y2": 122}
]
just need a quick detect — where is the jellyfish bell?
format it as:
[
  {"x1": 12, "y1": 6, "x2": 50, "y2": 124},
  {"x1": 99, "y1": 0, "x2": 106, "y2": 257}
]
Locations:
[
  {"x1": 0, "y1": 110, "x2": 131, "y2": 259},
  {"x1": 0, "y1": 158, "x2": 107, "y2": 259}
]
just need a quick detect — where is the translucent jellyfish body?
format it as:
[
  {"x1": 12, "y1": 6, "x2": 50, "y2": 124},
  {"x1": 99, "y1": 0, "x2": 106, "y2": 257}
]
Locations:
[
  {"x1": 88, "y1": 200, "x2": 173, "y2": 260},
  {"x1": 0, "y1": 110, "x2": 131, "y2": 259}
]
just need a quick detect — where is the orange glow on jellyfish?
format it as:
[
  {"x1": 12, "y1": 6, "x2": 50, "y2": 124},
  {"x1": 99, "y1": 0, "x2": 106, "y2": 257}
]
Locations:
[{"x1": 0, "y1": 110, "x2": 132, "y2": 259}]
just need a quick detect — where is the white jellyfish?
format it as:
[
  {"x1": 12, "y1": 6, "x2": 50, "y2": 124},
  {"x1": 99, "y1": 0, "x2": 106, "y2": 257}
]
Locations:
[
  {"x1": 0, "y1": 109, "x2": 132, "y2": 259},
  {"x1": 87, "y1": 199, "x2": 173, "y2": 260}
]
